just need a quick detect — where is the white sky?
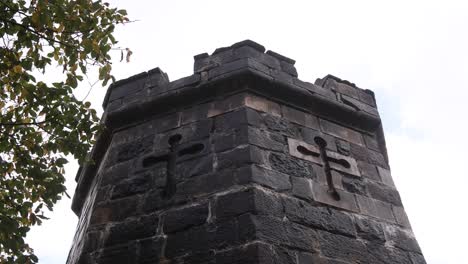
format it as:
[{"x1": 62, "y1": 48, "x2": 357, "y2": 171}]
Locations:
[{"x1": 26, "y1": 1, "x2": 468, "y2": 263}]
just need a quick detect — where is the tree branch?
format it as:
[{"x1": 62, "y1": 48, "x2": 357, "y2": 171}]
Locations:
[
  {"x1": 0, "y1": 17, "x2": 74, "y2": 48},
  {"x1": 0, "y1": 120, "x2": 47, "y2": 126}
]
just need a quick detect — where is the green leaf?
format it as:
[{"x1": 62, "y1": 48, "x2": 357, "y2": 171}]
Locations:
[
  {"x1": 0, "y1": 0, "x2": 129, "y2": 261},
  {"x1": 56, "y1": 158, "x2": 68, "y2": 166},
  {"x1": 117, "y1": 9, "x2": 128, "y2": 16}
]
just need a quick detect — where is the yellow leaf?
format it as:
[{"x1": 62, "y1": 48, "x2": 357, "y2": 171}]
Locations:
[
  {"x1": 7, "y1": 164, "x2": 14, "y2": 174},
  {"x1": 13, "y1": 65, "x2": 23, "y2": 73},
  {"x1": 92, "y1": 41, "x2": 100, "y2": 53},
  {"x1": 22, "y1": 88, "x2": 29, "y2": 97},
  {"x1": 56, "y1": 24, "x2": 64, "y2": 33},
  {"x1": 25, "y1": 140, "x2": 34, "y2": 149},
  {"x1": 31, "y1": 12, "x2": 40, "y2": 26}
]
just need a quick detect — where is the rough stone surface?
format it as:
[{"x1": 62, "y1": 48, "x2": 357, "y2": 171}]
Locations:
[
  {"x1": 67, "y1": 40, "x2": 425, "y2": 264},
  {"x1": 320, "y1": 119, "x2": 364, "y2": 146},
  {"x1": 354, "y1": 216, "x2": 386, "y2": 243}
]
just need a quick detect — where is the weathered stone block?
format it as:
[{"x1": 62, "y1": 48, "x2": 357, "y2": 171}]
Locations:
[
  {"x1": 342, "y1": 175, "x2": 366, "y2": 195},
  {"x1": 300, "y1": 128, "x2": 337, "y2": 152},
  {"x1": 367, "y1": 181, "x2": 402, "y2": 206},
  {"x1": 178, "y1": 250, "x2": 215, "y2": 264},
  {"x1": 354, "y1": 216, "x2": 386, "y2": 243},
  {"x1": 291, "y1": 176, "x2": 314, "y2": 201},
  {"x1": 320, "y1": 119, "x2": 364, "y2": 146},
  {"x1": 263, "y1": 114, "x2": 302, "y2": 138},
  {"x1": 335, "y1": 139, "x2": 351, "y2": 156},
  {"x1": 217, "y1": 145, "x2": 265, "y2": 170},
  {"x1": 248, "y1": 127, "x2": 286, "y2": 152},
  {"x1": 297, "y1": 252, "x2": 351, "y2": 264},
  {"x1": 286, "y1": 221, "x2": 320, "y2": 251},
  {"x1": 363, "y1": 133, "x2": 380, "y2": 151},
  {"x1": 166, "y1": 73, "x2": 200, "y2": 91},
  {"x1": 215, "y1": 243, "x2": 261, "y2": 264},
  {"x1": 311, "y1": 182, "x2": 359, "y2": 212},
  {"x1": 114, "y1": 135, "x2": 154, "y2": 163},
  {"x1": 350, "y1": 143, "x2": 369, "y2": 162},
  {"x1": 107, "y1": 73, "x2": 147, "y2": 102},
  {"x1": 384, "y1": 226, "x2": 422, "y2": 253},
  {"x1": 365, "y1": 243, "x2": 413, "y2": 264},
  {"x1": 326, "y1": 151, "x2": 360, "y2": 177},
  {"x1": 271, "y1": 68, "x2": 294, "y2": 84},
  {"x1": 283, "y1": 196, "x2": 356, "y2": 237},
  {"x1": 151, "y1": 112, "x2": 182, "y2": 134},
  {"x1": 180, "y1": 102, "x2": 210, "y2": 125},
  {"x1": 393, "y1": 206, "x2": 412, "y2": 228},
  {"x1": 111, "y1": 173, "x2": 151, "y2": 199},
  {"x1": 165, "y1": 219, "x2": 238, "y2": 258},
  {"x1": 207, "y1": 93, "x2": 246, "y2": 118},
  {"x1": 215, "y1": 242, "x2": 294, "y2": 264},
  {"x1": 378, "y1": 166, "x2": 395, "y2": 187},
  {"x1": 409, "y1": 253, "x2": 427, "y2": 264},
  {"x1": 281, "y1": 105, "x2": 319, "y2": 129},
  {"x1": 163, "y1": 203, "x2": 208, "y2": 233},
  {"x1": 327, "y1": 78, "x2": 359, "y2": 99},
  {"x1": 91, "y1": 196, "x2": 139, "y2": 225},
  {"x1": 237, "y1": 214, "x2": 288, "y2": 246},
  {"x1": 295, "y1": 78, "x2": 337, "y2": 100},
  {"x1": 214, "y1": 108, "x2": 250, "y2": 132},
  {"x1": 94, "y1": 185, "x2": 111, "y2": 204},
  {"x1": 316, "y1": 169, "x2": 345, "y2": 191},
  {"x1": 138, "y1": 238, "x2": 164, "y2": 264},
  {"x1": 237, "y1": 165, "x2": 291, "y2": 191},
  {"x1": 270, "y1": 152, "x2": 316, "y2": 179},
  {"x1": 280, "y1": 60, "x2": 298, "y2": 77},
  {"x1": 356, "y1": 195, "x2": 395, "y2": 223},
  {"x1": 208, "y1": 58, "x2": 270, "y2": 80},
  {"x1": 318, "y1": 231, "x2": 368, "y2": 262},
  {"x1": 97, "y1": 243, "x2": 137, "y2": 264},
  {"x1": 175, "y1": 170, "x2": 238, "y2": 199},
  {"x1": 244, "y1": 94, "x2": 281, "y2": 117},
  {"x1": 358, "y1": 89, "x2": 376, "y2": 107},
  {"x1": 216, "y1": 188, "x2": 283, "y2": 220},
  {"x1": 266, "y1": 50, "x2": 296, "y2": 64},
  {"x1": 341, "y1": 94, "x2": 379, "y2": 116},
  {"x1": 176, "y1": 154, "x2": 214, "y2": 180},
  {"x1": 81, "y1": 231, "x2": 102, "y2": 254},
  {"x1": 239, "y1": 214, "x2": 320, "y2": 252},
  {"x1": 287, "y1": 137, "x2": 322, "y2": 164},
  {"x1": 232, "y1": 39, "x2": 265, "y2": 52},
  {"x1": 105, "y1": 214, "x2": 159, "y2": 247},
  {"x1": 368, "y1": 149, "x2": 388, "y2": 168},
  {"x1": 156, "y1": 119, "x2": 211, "y2": 147},
  {"x1": 213, "y1": 128, "x2": 248, "y2": 153},
  {"x1": 358, "y1": 161, "x2": 381, "y2": 181}
]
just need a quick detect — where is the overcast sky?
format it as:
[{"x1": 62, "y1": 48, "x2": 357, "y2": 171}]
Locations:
[{"x1": 26, "y1": 1, "x2": 468, "y2": 263}]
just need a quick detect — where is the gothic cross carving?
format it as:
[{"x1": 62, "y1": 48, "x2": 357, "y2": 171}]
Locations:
[
  {"x1": 142, "y1": 134, "x2": 204, "y2": 198},
  {"x1": 291, "y1": 137, "x2": 356, "y2": 201}
]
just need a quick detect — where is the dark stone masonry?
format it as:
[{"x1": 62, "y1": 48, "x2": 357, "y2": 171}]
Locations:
[{"x1": 67, "y1": 40, "x2": 426, "y2": 264}]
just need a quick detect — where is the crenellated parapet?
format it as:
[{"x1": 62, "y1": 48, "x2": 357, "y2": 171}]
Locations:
[{"x1": 101, "y1": 40, "x2": 379, "y2": 131}]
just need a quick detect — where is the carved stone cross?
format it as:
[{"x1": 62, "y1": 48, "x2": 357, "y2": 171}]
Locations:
[
  {"x1": 288, "y1": 137, "x2": 360, "y2": 201},
  {"x1": 142, "y1": 134, "x2": 204, "y2": 197}
]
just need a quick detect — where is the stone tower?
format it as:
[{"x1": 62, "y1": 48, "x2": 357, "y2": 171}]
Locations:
[{"x1": 67, "y1": 40, "x2": 426, "y2": 264}]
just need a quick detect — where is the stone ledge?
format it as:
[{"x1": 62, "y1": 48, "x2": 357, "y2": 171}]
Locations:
[{"x1": 104, "y1": 67, "x2": 381, "y2": 132}]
